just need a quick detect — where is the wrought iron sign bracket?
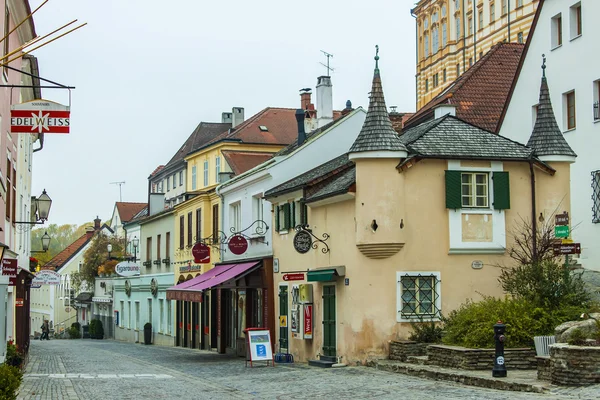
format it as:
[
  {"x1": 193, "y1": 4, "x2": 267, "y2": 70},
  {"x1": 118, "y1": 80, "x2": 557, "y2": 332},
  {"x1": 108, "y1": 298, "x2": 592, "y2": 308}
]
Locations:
[
  {"x1": 228, "y1": 219, "x2": 270, "y2": 246},
  {"x1": 294, "y1": 224, "x2": 330, "y2": 254}
]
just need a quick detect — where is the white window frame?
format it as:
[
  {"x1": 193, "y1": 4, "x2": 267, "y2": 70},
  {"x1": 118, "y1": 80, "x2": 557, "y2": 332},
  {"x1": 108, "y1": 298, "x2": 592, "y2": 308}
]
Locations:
[
  {"x1": 191, "y1": 166, "x2": 197, "y2": 190},
  {"x1": 461, "y1": 172, "x2": 489, "y2": 208},
  {"x1": 159, "y1": 299, "x2": 164, "y2": 333},
  {"x1": 396, "y1": 271, "x2": 441, "y2": 322},
  {"x1": 173, "y1": 174, "x2": 176, "y2": 189},
  {"x1": 563, "y1": 90, "x2": 576, "y2": 131},
  {"x1": 230, "y1": 201, "x2": 241, "y2": 232},
  {"x1": 167, "y1": 301, "x2": 172, "y2": 334},
  {"x1": 551, "y1": 13, "x2": 563, "y2": 49},
  {"x1": 569, "y1": 2, "x2": 582, "y2": 40},
  {"x1": 179, "y1": 171, "x2": 184, "y2": 186},
  {"x1": 215, "y1": 156, "x2": 221, "y2": 183},
  {"x1": 203, "y1": 160, "x2": 209, "y2": 186},
  {"x1": 253, "y1": 194, "x2": 264, "y2": 226},
  {"x1": 120, "y1": 301, "x2": 124, "y2": 328},
  {"x1": 166, "y1": 176, "x2": 170, "y2": 192}
]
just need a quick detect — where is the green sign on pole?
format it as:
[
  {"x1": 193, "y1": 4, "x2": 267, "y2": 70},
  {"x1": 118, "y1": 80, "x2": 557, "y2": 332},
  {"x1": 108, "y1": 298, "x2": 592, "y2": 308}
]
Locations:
[{"x1": 555, "y1": 225, "x2": 570, "y2": 238}]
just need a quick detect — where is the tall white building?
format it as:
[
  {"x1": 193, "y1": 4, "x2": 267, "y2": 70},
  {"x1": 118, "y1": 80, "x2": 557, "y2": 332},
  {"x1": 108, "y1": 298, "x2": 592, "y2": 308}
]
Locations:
[{"x1": 499, "y1": 0, "x2": 599, "y2": 270}]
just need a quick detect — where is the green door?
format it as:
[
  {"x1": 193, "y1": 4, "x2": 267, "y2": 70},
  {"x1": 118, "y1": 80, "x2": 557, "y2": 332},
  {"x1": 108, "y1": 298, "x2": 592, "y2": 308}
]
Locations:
[
  {"x1": 278, "y1": 286, "x2": 288, "y2": 352},
  {"x1": 323, "y1": 285, "x2": 336, "y2": 357}
]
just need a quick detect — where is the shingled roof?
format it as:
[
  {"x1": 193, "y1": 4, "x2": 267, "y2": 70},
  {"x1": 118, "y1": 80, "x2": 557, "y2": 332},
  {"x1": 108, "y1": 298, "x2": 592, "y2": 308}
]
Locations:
[
  {"x1": 305, "y1": 166, "x2": 356, "y2": 204},
  {"x1": 44, "y1": 230, "x2": 96, "y2": 270},
  {"x1": 404, "y1": 43, "x2": 525, "y2": 133},
  {"x1": 348, "y1": 50, "x2": 407, "y2": 154},
  {"x1": 526, "y1": 67, "x2": 576, "y2": 158}
]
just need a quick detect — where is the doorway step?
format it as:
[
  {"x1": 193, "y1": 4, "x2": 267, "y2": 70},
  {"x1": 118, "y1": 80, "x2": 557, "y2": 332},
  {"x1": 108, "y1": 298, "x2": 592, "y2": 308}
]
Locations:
[{"x1": 308, "y1": 355, "x2": 336, "y2": 368}]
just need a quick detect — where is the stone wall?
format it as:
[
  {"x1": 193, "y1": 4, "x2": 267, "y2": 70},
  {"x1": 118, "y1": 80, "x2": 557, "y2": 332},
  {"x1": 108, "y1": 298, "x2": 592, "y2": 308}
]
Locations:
[
  {"x1": 536, "y1": 356, "x2": 551, "y2": 381},
  {"x1": 426, "y1": 345, "x2": 537, "y2": 370},
  {"x1": 550, "y1": 344, "x2": 600, "y2": 386},
  {"x1": 389, "y1": 341, "x2": 429, "y2": 361}
]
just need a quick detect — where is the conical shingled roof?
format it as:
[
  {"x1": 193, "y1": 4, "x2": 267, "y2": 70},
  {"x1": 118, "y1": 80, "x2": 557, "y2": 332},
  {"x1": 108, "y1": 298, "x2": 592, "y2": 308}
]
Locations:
[
  {"x1": 349, "y1": 49, "x2": 407, "y2": 154},
  {"x1": 527, "y1": 66, "x2": 576, "y2": 158}
]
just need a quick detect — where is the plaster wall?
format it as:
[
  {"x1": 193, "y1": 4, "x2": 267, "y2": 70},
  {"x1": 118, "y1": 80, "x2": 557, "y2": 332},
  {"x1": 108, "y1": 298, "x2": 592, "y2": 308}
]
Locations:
[
  {"x1": 499, "y1": 0, "x2": 597, "y2": 269},
  {"x1": 139, "y1": 212, "x2": 175, "y2": 275}
]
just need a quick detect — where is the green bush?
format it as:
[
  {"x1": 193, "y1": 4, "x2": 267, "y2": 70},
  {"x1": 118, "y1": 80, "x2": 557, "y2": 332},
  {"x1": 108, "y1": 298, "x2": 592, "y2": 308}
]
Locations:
[
  {"x1": 4, "y1": 342, "x2": 23, "y2": 369},
  {"x1": 409, "y1": 320, "x2": 443, "y2": 343},
  {"x1": 89, "y1": 319, "x2": 104, "y2": 339},
  {"x1": 68, "y1": 327, "x2": 81, "y2": 339},
  {"x1": 71, "y1": 322, "x2": 81, "y2": 331},
  {"x1": 0, "y1": 363, "x2": 23, "y2": 400},
  {"x1": 567, "y1": 328, "x2": 588, "y2": 345},
  {"x1": 442, "y1": 296, "x2": 585, "y2": 348}
]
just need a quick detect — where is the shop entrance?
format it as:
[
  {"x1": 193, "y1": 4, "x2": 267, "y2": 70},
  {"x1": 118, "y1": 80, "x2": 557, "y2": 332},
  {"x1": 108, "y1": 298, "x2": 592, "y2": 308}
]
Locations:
[
  {"x1": 278, "y1": 285, "x2": 288, "y2": 352},
  {"x1": 322, "y1": 285, "x2": 336, "y2": 357}
]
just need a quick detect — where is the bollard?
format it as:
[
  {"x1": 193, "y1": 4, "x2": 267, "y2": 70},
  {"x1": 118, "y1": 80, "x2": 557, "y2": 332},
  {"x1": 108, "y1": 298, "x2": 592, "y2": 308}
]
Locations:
[{"x1": 492, "y1": 320, "x2": 507, "y2": 377}]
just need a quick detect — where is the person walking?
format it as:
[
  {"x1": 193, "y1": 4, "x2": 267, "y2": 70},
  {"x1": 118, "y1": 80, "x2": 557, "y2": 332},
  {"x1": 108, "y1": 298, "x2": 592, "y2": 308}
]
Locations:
[{"x1": 40, "y1": 320, "x2": 49, "y2": 340}]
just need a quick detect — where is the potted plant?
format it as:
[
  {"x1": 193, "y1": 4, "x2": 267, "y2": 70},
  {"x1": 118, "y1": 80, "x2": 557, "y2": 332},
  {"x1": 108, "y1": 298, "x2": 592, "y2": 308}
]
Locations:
[{"x1": 143, "y1": 322, "x2": 152, "y2": 345}]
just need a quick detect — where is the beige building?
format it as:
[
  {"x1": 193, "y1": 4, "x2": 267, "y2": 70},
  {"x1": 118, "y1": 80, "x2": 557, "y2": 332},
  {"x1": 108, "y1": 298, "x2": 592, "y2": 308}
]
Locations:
[
  {"x1": 412, "y1": 0, "x2": 539, "y2": 109},
  {"x1": 265, "y1": 54, "x2": 574, "y2": 365}
]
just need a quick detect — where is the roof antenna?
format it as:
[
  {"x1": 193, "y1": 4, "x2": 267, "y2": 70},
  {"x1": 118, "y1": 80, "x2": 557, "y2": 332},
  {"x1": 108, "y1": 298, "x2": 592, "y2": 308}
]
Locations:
[
  {"x1": 110, "y1": 181, "x2": 126, "y2": 202},
  {"x1": 319, "y1": 50, "x2": 335, "y2": 76}
]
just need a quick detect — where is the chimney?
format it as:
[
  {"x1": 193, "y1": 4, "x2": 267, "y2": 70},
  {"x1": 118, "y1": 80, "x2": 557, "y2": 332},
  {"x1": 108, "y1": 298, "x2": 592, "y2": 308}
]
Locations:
[
  {"x1": 341, "y1": 100, "x2": 353, "y2": 116},
  {"x1": 433, "y1": 103, "x2": 457, "y2": 119},
  {"x1": 300, "y1": 88, "x2": 312, "y2": 110},
  {"x1": 316, "y1": 76, "x2": 333, "y2": 128},
  {"x1": 295, "y1": 109, "x2": 306, "y2": 146},
  {"x1": 222, "y1": 112, "x2": 232, "y2": 124},
  {"x1": 232, "y1": 107, "x2": 245, "y2": 128},
  {"x1": 388, "y1": 106, "x2": 404, "y2": 134},
  {"x1": 149, "y1": 193, "x2": 165, "y2": 216},
  {"x1": 94, "y1": 215, "x2": 101, "y2": 230}
]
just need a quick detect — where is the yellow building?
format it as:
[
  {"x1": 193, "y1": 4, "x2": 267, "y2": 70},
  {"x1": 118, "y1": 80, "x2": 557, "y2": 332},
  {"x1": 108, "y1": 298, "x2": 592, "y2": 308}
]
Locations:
[
  {"x1": 412, "y1": 0, "x2": 539, "y2": 109},
  {"x1": 265, "y1": 53, "x2": 574, "y2": 364}
]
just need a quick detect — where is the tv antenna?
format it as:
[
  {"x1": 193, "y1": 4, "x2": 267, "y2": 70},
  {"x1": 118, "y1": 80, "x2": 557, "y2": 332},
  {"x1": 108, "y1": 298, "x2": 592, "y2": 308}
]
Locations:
[
  {"x1": 320, "y1": 50, "x2": 335, "y2": 75},
  {"x1": 110, "y1": 181, "x2": 126, "y2": 202}
]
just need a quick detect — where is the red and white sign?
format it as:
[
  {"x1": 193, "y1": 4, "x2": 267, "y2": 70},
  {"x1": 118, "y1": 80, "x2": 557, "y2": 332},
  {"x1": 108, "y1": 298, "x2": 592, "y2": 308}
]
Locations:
[
  {"x1": 304, "y1": 304, "x2": 313, "y2": 339},
  {"x1": 15, "y1": 298, "x2": 23, "y2": 307},
  {"x1": 11, "y1": 99, "x2": 70, "y2": 134},
  {"x1": 192, "y1": 243, "x2": 211, "y2": 264},
  {"x1": 228, "y1": 235, "x2": 248, "y2": 255},
  {"x1": 283, "y1": 273, "x2": 305, "y2": 281},
  {"x1": 1, "y1": 259, "x2": 17, "y2": 286}
]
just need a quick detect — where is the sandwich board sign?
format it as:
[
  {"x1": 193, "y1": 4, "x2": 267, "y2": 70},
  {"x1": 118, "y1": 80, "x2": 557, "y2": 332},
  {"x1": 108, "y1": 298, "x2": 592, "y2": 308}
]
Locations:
[{"x1": 245, "y1": 328, "x2": 274, "y2": 367}]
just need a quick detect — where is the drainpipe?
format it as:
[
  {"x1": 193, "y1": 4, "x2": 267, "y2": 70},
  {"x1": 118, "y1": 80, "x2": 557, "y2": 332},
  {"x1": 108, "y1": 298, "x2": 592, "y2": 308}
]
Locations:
[
  {"x1": 215, "y1": 183, "x2": 225, "y2": 262},
  {"x1": 411, "y1": 8, "x2": 418, "y2": 108},
  {"x1": 507, "y1": 0, "x2": 511, "y2": 41},
  {"x1": 462, "y1": 0, "x2": 466, "y2": 72},
  {"x1": 529, "y1": 158, "x2": 538, "y2": 263},
  {"x1": 473, "y1": 0, "x2": 477, "y2": 63}
]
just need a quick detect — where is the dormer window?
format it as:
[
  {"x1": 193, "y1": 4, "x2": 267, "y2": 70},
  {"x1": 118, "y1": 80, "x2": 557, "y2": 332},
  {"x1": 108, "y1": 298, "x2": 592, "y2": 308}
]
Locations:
[{"x1": 259, "y1": 125, "x2": 268, "y2": 132}]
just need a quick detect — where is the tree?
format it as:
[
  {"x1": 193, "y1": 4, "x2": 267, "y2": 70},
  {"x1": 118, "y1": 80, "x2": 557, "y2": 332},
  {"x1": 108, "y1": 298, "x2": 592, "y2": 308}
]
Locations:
[
  {"x1": 31, "y1": 223, "x2": 89, "y2": 266},
  {"x1": 70, "y1": 233, "x2": 123, "y2": 293}
]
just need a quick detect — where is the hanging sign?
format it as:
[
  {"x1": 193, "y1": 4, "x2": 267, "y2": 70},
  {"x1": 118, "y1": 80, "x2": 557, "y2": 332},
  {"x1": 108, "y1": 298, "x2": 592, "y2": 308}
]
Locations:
[
  {"x1": 15, "y1": 298, "x2": 24, "y2": 307},
  {"x1": 192, "y1": 243, "x2": 211, "y2": 264},
  {"x1": 283, "y1": 273, "x2": 305, "y2": 281},
  {"x1": 304, "y1": 304, "x2": 313, "y2": 339},
  {"x1": 32, "y1": 270, "x2": 61, "y2": 285},
  {"x1": 11, "y1": 99, "x2": 70, "y2": 134},
  {"x1": 293, "y1": 231, "x2": 312, "y2": 254},
  {"x1": 1, "y1": 259, "x2": 17, "y2": 286},
  {"x1": 228, "y1": 235, "x2": 248, "y2": 255},
  {"x1": 246, "y1": 328, "x2": 274, "y2": 365},
  {"x1": 115, "y1": 261, "x2": 140, "y2": 277}
]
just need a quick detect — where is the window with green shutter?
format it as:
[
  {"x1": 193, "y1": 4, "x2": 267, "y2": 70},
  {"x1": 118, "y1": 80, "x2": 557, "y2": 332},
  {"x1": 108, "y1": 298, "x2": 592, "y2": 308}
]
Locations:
[
  {"x1": 300, "y1": 202, "x2": 308, "y2": 225},
  {"x1": 275, "y1": 205, "x2": 280, "y2": 232},
  {"x1": 445, "y1": 170, "x2": 462, "y2": 209},
  {"x1": 291, "y1": 202, "x2": 296, "y2": 229},
  {"x1": 283, "y1": 203, "x2": 291, "y2": 230},
  {"x1": 492, "y1": 171, "x2": 510, "y2": 210}
]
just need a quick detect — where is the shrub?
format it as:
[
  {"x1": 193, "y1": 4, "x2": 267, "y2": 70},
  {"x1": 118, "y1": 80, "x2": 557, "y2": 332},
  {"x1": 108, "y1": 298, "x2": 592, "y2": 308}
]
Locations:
[
  {"x1": 409, "y1": 320, "x2": 443, "y2": 343},
  {"x1": 442, "y1": 296, "x2": 585, "y2": 348},
  {"x1": 68, "y1": 327, "x2": 81, "y2": 339},
  {"x1": 4, "y1": 341, "x2": 23, "y2": 369},
  {"x1": 0, "y1": 363, "x2": 22, "y2": 400},
  {"x1": 71, "y1": 322, "x2": 81, "y2": 331},
  {"x1": 567, "y1": 328, "x2": 588, "y2": 346}
]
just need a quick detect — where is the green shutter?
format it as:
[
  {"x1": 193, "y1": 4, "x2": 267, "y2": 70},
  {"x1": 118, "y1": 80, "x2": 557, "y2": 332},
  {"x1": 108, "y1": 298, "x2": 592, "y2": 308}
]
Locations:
[
  {"x1": 493, "y1": 172, "x2": 511, "y2": 210},
  {"x1": 445, "y1": 170, "x2": 462, "y2": 209},
  {"x1": 300, "y1": 202, "x2": 308, "y2": 225},
  {"x1": 275, "y1": 205, "x2": 280, "y2": 232},
  {"x1": 291, "y1": 202, "x2": 296, "y2": 229},
  {"x1": 283, "y1": 203, "x2": 291, "y2": 229}
]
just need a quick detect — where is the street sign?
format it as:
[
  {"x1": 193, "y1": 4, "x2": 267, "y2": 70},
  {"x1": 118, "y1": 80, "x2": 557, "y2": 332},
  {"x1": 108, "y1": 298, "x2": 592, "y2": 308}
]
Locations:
[
  {"x1": 555, "y1": 212, "x2": 569, "y2": 226},
  {"x1": 553, "y1": 243, "x2": 581, "y2": 255},
  {"x1": 283, "y1": 273, "x2": 305, "y2": 281},
  {"x1": 555, "y1": 225, "x2": 570, "y2": 238},
  {"x1": 562, "y1": 238, "x2": 574, "y2": 244}
]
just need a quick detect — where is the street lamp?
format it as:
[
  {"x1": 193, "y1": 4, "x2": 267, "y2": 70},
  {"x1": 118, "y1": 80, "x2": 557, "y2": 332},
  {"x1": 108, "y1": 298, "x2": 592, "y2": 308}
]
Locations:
[
  {"x1": 31, "y1": 231, "x2": 51, "y2": 254},
  {"x1": 36, "y1": 190, "x2": 52, "y2": 221},
  {"x1": 132, "y1": 236, "x2": 139, "y2": 262},
  {"x1": 107, "y1": 244, "x2": 112, "y2": 260},
  {"x1": 15, "y1": 189, "x2": 53, "y2": 232}
]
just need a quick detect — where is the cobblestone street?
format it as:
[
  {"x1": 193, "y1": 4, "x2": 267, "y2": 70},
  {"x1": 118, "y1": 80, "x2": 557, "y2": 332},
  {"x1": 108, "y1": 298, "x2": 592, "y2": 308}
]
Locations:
[{"x1": 14, "y1": 339, "x2": 600, "y2": 400}]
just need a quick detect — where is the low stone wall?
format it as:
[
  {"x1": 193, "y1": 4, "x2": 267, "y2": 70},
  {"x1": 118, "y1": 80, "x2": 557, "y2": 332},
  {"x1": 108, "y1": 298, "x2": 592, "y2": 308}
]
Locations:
[
  {"x1": 550, "y1": 344, "x2": 600, "y2": 386},
  {"x1": 389, "y1": 341, "x2": 429, "y2": 361},
  {"x1": 536, "y1": 356, "x2": 551, "y2": 381},
  {"x1": 427, "y1": 345, "x2": 537, "y2": 370}
]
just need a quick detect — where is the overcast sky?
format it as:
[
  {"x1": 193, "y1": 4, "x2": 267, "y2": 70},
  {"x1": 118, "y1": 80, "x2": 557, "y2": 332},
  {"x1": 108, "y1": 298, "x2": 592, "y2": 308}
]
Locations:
[{"x1": 29, "y1": 0, "x2": 416, "y2": 227}]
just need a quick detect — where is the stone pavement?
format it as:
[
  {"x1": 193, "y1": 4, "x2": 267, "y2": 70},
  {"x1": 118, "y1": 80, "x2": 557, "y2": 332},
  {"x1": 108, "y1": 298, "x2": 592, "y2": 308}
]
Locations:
[{"x1": 15, "y1": 339, "x2": 600, "y2": 400}]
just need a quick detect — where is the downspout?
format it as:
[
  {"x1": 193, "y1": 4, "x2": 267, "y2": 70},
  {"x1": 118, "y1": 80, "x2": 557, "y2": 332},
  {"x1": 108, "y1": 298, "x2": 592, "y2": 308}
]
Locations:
[
  {"x1": 462, "y1": 0, "x2": 466, "y2": 72},
  {"x1": 411, "y1": 8, "x2": 418, "y2": 109},
  {"x1": 33, "y1": 133, "x2": 44, "y2": 152},
  {"x1": 215, "y1": 183, "x2": 225, "y2": 262},
  {"x1": 507, "y1": 0, "x2": 511, "y2": 41},
  {"x1": 529, "y1": 158, "x2": 538, "y2": 263},
  {"x1": 473, "y1": 0, "x2": 477, "y2": 63}
]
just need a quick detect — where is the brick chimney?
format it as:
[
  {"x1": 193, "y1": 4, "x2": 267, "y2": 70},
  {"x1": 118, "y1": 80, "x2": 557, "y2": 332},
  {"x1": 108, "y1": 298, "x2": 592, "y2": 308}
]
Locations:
[
  {"x1": 94, "y1": 215, "x2": 101, "y2": 230},
  {"x1": 300, "y1": 88, "x2": 312, "y2": 110}
]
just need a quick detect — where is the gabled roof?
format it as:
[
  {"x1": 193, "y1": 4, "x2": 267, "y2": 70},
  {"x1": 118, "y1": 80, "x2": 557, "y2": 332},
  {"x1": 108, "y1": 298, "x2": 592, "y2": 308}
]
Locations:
[
  {"x1": 526, "y1": 68, "x2": 576, "y2": 158},
  {"x1": 44, "y1": 230, "x2": 95, "y2": 270},
  {"x1": 349, "y1": 52, "x2": 407, "y2": 154},
  {"x1": 400, "y1": 114, "x2": 533, "y2": 160},
  {"x1": 305, "y1": 166, "x2": 356, "y2": 204},
  {"x1": 124, "y1": 206, "x2": 149, "y2": 226},
  {"x1": 221, "y1": 150, "x2": 274, "y2": 175},
  {"x1": 116, "y1": 202, "x2": 148, "y2": 223},
  {"x1": 264, "y1": 154, "x2": 353, "y2": 198},
  {"x1": 404, "y1": 42, "x2": 525, "y2": 133},
  {"x1": 199, "y1": 108, "x2": 299, "y2": 151}
]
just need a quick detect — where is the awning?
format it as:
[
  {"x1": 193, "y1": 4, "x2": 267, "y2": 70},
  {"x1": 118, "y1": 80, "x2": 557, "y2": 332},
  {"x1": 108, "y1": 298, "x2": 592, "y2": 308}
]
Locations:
[
  {"x1": 166, "y1": 261, "x2": 261, "y2": 302},
  {"x1": 307, "y1": 266, "x2": 346, "y2": 282}
]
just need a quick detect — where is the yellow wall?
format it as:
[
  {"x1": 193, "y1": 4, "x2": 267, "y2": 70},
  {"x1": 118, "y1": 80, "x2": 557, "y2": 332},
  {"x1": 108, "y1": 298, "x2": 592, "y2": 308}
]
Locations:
[{"x1": 272, "y1": 158, "x2": 571, "y2": 364}]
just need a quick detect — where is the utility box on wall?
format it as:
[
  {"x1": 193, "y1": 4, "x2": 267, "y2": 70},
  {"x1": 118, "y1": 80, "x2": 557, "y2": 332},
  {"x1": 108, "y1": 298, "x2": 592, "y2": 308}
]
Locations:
[{"x1": 299, "y1": 284, "x2": 313, "y2": 303}]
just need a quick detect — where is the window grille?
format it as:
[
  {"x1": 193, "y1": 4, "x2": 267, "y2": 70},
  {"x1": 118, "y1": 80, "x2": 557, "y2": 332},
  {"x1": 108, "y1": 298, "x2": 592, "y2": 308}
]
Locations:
[
  {"x1": 591, "y1": 171, "x2": 600, "y2": 223},
  {"x1": 399, "y1": 273, "x2": 441, "y2": 320}
]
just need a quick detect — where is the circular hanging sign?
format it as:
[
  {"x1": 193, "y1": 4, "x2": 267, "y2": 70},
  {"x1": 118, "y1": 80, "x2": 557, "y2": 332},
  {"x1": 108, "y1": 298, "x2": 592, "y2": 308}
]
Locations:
[
  {"x1": 192, "y1": 243, "x2": 211, "y2": 264},
  {"x1": 293, "y1": 230, "x2": 313, "y2": 254},
  {"x1": 150, "y1": 278, "x2": 158, "y2": 297},
  {"x1": 228, "y1": 235, "x2": 248, "y2": 255}
]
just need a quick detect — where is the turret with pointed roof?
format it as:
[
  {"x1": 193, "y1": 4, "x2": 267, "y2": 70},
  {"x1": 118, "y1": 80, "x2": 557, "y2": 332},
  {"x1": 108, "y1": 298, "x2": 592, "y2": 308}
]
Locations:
[
  {"x1": 526, "y1": 57, "x2": 576, "y2": 161},
  {"x1": 349, "y1": 46, "x2": 407, "y2": 159}
]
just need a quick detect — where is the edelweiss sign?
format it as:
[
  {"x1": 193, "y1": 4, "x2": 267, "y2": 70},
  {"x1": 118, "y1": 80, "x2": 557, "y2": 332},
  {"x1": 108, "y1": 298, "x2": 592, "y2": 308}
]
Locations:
[
  {"x1": 115, "y1": 261, "x2": 140, "y2": 277},
  {"x1": 11, "y1": 99, "x2": 70, "y2": 134}
]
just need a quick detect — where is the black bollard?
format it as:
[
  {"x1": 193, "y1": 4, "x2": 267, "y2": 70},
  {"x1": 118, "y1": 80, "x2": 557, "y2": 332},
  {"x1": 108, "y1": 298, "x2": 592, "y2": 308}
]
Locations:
[{"x1": 492, "y1": 320, "x2": 507, "y2": 378}]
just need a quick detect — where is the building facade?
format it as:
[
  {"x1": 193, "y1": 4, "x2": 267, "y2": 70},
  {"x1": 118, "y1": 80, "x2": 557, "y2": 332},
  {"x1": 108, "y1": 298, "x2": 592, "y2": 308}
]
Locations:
[{"x1": 412, "y1": 0, "x2": 539, "y2": 109}]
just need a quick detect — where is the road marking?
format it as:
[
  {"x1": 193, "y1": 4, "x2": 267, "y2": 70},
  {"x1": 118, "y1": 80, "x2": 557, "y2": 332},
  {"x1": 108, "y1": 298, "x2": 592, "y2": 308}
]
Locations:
[{"x1": 24, "y1": 374, "x2": 174, "y2": 379}]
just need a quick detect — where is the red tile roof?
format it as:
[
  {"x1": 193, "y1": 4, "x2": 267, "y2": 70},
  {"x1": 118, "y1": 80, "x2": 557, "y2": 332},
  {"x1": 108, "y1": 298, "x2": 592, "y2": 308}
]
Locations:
[
  {"x1": 116, "y1": 202, "x2": 148, "y2": 223},
  {"x1": 221, "y1": 150, "x2": 274, "y2": 175},
  {"x1": 149, "y1": 165, "x2": 165, "y2": 177},
  {"x1": 404, "y1": 42, "x2": 525, "y2": 133},
  {"x1": 44, "y1": 230, "x2": 95, "y2": 270}
]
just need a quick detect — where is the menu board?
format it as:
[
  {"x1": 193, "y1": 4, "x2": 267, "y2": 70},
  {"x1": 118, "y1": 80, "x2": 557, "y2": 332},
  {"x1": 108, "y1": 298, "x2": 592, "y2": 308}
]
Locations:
[{"x1": 246, "y1": 329, "x2": 273, "y2": 365}]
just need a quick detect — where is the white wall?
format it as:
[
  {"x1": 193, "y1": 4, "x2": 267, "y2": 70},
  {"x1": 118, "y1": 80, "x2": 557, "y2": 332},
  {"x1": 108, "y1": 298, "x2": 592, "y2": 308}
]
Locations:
[
  {"x1": 499, "y1": 0, "x2": 600, "y2": 269},
  {"x1": 219, "y1": 108, "x2": 366, "y2": 262}
]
